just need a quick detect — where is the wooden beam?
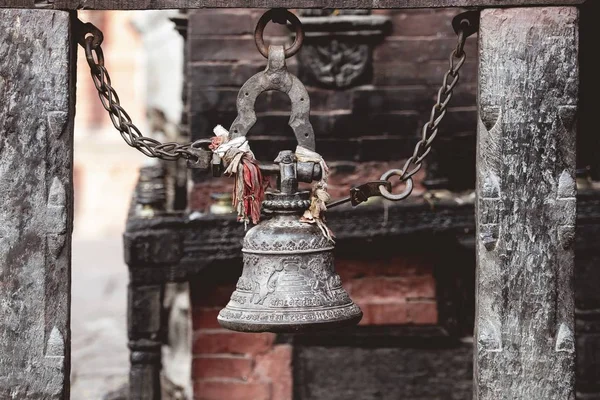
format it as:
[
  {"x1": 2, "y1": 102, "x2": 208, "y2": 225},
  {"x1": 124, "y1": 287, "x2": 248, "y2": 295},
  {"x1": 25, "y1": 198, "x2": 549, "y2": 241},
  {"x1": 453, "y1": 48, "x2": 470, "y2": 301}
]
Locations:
[
  {"x1": 128, "y1": 284, "x2": 164, "y2": 400},
  {"x1": 0, "y1": 9, "x2": 76, "y2": 399},
  {"x1": 0, "y1": 0, "x2": 588, "y2": 10},
  {"x1": 475, "y1": 7, "x2": 578, "y2": 399}
]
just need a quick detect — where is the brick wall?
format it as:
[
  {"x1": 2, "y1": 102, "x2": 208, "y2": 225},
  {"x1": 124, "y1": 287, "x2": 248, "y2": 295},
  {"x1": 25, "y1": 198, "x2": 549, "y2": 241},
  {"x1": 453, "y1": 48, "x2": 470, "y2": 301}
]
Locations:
[{"x1": 339, "y1": 257, "x2": 437, "y2": 326}]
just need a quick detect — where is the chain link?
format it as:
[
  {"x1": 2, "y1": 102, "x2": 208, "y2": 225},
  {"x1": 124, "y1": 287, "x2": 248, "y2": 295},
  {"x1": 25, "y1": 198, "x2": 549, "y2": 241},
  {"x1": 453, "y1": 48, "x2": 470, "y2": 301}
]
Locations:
[
  {"x1": 75, "y1": 20, "x2": 198, "y2": 162},
  {"x1": 377, "y1": 11, "x2": 478, "y2": 202}
]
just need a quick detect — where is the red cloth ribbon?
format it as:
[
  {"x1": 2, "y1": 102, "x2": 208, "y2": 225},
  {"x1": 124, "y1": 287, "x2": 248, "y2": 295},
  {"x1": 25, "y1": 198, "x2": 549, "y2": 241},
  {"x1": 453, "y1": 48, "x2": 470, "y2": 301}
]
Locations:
[{"x1": 235, "y1": 156, "x2": 265, "y2": 225}]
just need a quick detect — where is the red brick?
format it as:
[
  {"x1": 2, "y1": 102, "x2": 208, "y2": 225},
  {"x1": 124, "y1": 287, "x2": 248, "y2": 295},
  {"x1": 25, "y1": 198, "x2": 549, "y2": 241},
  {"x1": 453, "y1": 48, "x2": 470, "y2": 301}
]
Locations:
[
  {"x1": 191, "y1": 63, "x2": 265, "y2": 87},
  {"x1": 419, "y1": 61, "x2": 478, "y2": 86},
  {"x1": 304, "y1": 89, "x2": 352, "y2": 112},
  {"x1": 193, "y1": 307, "x2": 222, "y2": 330},
  {"x1": 348, "y1": 275, "x2": 435, "y2": 302},
  {"x1": 358, "y1": 137, "x2": 414, "y2": 162},
  {"x1": 444, "y1": 108, "x2": 478, "y2": 127},
  {"x1": 191, "y1": 281, "x2": 237, "y2": 308},
  {"x1": 373, "y1": 37, "x2": 478, "y2": 63},
  {"x1": 407, "y1": 275, "x2": 437, "y2": 299},
  {"x1": 352, "y1": 87, "x2": 428, "y2": 113},
  {"x1": 372, "y1": 62, "x2": 420, "y2": 86},
  {"x1": 191, "y1": 89, "x2": 239, "y2": 113},
  {"x1": 407, "y1": 301, "x2": 438, "y2": 324},
  {"x1": 387, "y1": 9, "x2": 456, "y2": 37},
  {"x1": 193, "y1": 330, "x2": 275, "y2": 356},
  {"x1": 194, "y1": 380, "x2": 271, "y2": 400},
  {"x1": 328, "y1": 113, "x2": 420, "y2": 139},
  {"x1": 188, "y1": 180, "x2": 232, "y2": 212},
  {"x1": 190, "y1": 37, "x2": 291, "y2": 62},
  {"x1": 193, "y1": 355, "x2": 253, "y2": 380},
  {"x1": 373, "y1": 61, "x2": 478, "y2": 87},
  {"x1": 189, "y1": 9, "x2": 255, "y2": 36},
  {"x1": 358, "y1": 302, "x2": 409, "y2": 326},
  {"x1": 253, "y1": 345, "x2": 293, "y2": 400},
  {"x1": 336, "y1": 257, "x2": 434, "y2": 281}
]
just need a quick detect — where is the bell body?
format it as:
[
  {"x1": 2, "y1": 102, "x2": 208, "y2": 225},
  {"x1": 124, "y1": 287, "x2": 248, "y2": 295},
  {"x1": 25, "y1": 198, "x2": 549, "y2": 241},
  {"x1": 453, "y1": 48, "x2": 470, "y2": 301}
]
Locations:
[{"x1": 218, "y1": 192, "x2": 362, "y2": 332}]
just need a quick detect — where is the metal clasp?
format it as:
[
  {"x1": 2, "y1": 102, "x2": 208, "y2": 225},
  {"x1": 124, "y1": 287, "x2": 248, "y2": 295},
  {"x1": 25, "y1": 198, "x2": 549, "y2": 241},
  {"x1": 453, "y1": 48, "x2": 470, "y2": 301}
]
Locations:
[
  {"x1": 327, "y1": 180, "x2": 393, "y2": 209},
  {"x1": 186, "y1": 139, "x2": 217, "y2": 173}
]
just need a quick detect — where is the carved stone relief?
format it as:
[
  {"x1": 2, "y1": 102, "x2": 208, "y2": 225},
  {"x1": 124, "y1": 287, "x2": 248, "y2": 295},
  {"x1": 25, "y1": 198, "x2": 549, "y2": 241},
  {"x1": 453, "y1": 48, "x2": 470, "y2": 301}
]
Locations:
[{"x1": 295, "y1": 10, "x2": 390, "y2": 89}]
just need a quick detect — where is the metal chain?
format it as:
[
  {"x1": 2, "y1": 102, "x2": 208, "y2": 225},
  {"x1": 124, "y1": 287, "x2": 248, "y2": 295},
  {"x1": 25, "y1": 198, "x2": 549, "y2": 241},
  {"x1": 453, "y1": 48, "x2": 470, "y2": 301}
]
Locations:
[
  {"x1": 377, "y1": 11, "x2": 479, "y2": 202},
  {"x1": 326, "y1": 11, "x2": 479, "y2": 209},
  {"x1": 75, "y1": 19, "x2": 198, "y2": 162}
]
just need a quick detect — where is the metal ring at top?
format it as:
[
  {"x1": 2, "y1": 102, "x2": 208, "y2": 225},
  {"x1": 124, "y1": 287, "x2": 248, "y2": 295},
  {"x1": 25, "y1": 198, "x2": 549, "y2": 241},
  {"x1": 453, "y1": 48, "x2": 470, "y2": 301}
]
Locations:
[
  {"x1": 84, "y1": 36, "x2": 104, "y2": 74},
  {"x1": 254, "y1": 9, "x2": 304, "y2": 59}
]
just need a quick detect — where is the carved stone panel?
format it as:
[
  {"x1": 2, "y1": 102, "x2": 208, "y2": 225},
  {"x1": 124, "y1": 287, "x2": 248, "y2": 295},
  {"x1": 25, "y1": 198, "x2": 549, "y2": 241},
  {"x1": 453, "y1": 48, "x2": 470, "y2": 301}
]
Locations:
[
  {"x1": 296, "y1": 10, "x2": 390, "y2": 89},
  {"x1": 0, "y1": 10, "x2": 75, "y2": 399},
  {"x1": 475, "y1": 7, "x2": 579, "y2": 399}
]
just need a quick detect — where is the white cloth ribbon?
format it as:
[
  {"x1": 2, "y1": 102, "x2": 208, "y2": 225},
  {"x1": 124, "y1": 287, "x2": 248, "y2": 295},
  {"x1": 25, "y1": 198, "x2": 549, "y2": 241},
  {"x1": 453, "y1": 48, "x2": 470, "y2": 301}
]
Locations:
[
  {"x1": 296, "y1": 145, "x2": 334, "y2": 242},
  {"x1": 211, "y1": 125, "x2": 261, "y2": 228},
  {"x1": 212, "y1": 125, "x2": 253, "y2": 159}
]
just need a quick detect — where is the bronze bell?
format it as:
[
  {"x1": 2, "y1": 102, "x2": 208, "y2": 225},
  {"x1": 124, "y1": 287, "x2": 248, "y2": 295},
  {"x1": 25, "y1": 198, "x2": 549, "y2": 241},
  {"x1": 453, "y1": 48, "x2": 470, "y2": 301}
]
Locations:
[
  {"x1": 218, "y1": 188, "x2": 363, "y2": 333},
  {"x1": 217, "y1": 45, "x2": 362, "y2": 333}
]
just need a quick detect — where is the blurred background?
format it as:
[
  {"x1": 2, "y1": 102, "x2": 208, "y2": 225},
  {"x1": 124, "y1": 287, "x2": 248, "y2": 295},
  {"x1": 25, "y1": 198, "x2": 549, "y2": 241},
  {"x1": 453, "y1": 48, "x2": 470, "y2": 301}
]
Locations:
[{"x1": 71, "y1": 10, "x2": 184, "y2": 399}]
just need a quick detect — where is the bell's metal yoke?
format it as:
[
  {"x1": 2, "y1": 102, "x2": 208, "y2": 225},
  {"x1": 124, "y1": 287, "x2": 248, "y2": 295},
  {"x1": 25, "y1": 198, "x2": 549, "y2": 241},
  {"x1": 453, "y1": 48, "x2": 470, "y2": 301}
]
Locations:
[
  {"x1": 217, "y1": 45, "x2": 362, "y2": 333},
  {"x1": 186, "y1": 45, "x2": 318, "y2": 180},
  {"x1": 229, "y1": 45, "x2": 316, "y2": 151}
]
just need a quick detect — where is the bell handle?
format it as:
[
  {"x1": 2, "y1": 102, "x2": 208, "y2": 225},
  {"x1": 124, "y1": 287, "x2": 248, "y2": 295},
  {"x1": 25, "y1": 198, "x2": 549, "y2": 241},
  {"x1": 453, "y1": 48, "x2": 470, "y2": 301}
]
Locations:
[{"x1": 229, "y1": 45, "x2": 316, "y2": 152}]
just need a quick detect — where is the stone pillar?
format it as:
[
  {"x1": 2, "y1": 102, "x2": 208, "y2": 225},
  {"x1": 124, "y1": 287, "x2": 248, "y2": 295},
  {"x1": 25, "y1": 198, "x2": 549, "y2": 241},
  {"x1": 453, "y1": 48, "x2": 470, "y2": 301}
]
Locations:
[
  {"x1": 0, "y1": 10, "x2": 76, "y2": 399},
  {"x1": 475, "y1": 7, "x2": 579, "y2": 399}
]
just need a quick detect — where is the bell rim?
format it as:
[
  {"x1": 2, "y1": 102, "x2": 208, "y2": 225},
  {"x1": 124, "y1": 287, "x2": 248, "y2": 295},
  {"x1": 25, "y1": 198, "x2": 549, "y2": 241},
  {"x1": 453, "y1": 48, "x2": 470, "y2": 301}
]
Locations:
[
  {"x1": 217, "y1": 303, "x2": 363, "y2": 333},
  {"x1": 217, "y1": 311, "x2": 363, "y2": 333}
]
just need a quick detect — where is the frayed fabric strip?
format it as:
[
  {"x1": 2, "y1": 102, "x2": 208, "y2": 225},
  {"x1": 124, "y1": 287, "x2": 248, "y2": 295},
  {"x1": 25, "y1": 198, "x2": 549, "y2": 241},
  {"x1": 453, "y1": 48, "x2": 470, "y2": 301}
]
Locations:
[
  {"x1": 211, "y1": 125, "x2": 266, "y2": 226},
  {"x1": 295, "y1": 145, "x2": 335, "y2": 243}
]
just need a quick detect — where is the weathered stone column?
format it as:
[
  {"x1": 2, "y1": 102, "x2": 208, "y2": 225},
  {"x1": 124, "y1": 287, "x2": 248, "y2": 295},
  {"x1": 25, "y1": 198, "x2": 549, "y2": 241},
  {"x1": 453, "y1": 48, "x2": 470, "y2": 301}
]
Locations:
[
  {"x1": 475, "y1": 7, "x2": 579, "y2": 399},
  {"x1": 0, "y1": 10, "x2": 76, "y2": 399}
]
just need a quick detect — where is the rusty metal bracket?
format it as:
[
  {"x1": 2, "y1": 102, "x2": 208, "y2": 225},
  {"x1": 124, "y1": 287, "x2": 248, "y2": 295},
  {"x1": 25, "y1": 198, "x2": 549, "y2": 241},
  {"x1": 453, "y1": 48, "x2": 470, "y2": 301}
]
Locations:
[
  {"x1": 73, "y1": 18, "x2": 104, "y2": 49},
  {"x1": 351, "y1": 181, "x2": 394, "y2": 206},
  {"x1": 452, "y1": 10, "x2": 480, "y2": 38},
  {"x1": 186, "y1": 139, "x2": 212, "y2": 169},
  {"x1": 327, "y1": 180, "x2": 393, "y2": 209}
]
